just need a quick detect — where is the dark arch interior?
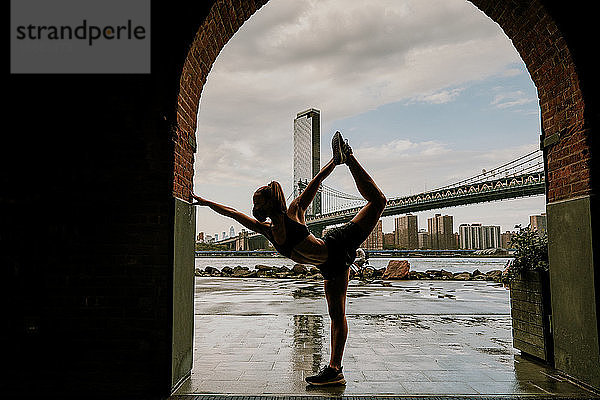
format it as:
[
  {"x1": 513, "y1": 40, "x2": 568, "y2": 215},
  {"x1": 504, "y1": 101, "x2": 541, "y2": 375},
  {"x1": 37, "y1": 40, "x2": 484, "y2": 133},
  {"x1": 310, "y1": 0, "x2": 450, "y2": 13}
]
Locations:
[{"x1": 5, "y1": 1, "x2": 599, "y2": 398}]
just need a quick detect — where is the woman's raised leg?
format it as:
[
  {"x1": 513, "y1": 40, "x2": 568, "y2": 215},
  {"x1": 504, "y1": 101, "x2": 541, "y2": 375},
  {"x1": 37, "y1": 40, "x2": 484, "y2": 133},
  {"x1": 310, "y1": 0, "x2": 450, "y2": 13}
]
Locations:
[{"x1": 346, "y1": 153, "x2": 387, "y2": 234}]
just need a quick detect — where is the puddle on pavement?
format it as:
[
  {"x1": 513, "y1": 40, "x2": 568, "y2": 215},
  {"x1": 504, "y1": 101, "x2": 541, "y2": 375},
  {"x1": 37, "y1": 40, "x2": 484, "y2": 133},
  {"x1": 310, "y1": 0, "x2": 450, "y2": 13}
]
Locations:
[
  {"x1": 292, "y1": 286, "x2": 323, "y2": 299},
  {"x1": 353, "y1": 314, "x2": 433, "y2": 330},
  {"x1": 194, "y1": 277, "x2": 512, "y2": 316},
  {"x1": 293, "y1": 315, "x2": 325, "y2": 372},
  {"x1": 476, "y1": 347, "x2": 513, "y2": 355}
]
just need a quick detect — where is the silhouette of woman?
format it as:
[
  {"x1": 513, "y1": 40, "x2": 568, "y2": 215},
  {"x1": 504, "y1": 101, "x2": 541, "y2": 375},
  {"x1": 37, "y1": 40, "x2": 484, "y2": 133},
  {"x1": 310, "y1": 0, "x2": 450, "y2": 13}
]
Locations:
[{"x1": 191, "y1": 131, "x2": 386, "y2": 386}]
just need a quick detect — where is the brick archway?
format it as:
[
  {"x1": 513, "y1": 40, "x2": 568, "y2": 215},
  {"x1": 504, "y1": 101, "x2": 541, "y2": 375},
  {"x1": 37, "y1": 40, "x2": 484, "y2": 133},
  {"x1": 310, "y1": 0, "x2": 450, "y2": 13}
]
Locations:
[{"x1": 172, "y1": 0, "x2": 597, "y2": 391}]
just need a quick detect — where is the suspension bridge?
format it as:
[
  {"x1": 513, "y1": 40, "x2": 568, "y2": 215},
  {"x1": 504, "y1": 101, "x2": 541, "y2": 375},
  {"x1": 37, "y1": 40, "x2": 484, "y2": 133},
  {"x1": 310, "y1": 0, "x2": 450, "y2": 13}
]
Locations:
[
  {"x1": 300, "y1": 150, "x2": 545, "y2": 235},
  {"x1": 215, "y1": 150, "x2": 545, "y2": 247}
]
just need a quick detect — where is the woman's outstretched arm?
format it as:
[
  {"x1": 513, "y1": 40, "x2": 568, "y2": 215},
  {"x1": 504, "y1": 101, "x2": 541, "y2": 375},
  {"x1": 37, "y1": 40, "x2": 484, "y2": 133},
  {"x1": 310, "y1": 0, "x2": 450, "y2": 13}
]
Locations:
[{"x1": 191, "y1": 193, "x2": 269, "y2": 235}]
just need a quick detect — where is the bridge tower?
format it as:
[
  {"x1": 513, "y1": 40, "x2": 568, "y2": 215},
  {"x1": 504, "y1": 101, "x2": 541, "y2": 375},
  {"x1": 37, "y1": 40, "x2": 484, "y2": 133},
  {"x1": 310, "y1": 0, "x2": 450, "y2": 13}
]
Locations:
[{"x1": 293, "y1": 108, "x2": 321, "y2": 216}]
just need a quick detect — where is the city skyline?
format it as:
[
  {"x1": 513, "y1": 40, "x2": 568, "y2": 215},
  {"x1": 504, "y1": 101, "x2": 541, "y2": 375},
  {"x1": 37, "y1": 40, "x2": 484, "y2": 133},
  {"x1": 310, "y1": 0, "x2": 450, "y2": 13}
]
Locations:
[
  {"x1": 198, "y1": 199, "x2": 545, "y2": 241},
  {"x1": 200, "y1": 211, "x2": 547, "y2": 250},
  {"x1": 194, "y1": 0, "x2": 545, "y2": 236}
]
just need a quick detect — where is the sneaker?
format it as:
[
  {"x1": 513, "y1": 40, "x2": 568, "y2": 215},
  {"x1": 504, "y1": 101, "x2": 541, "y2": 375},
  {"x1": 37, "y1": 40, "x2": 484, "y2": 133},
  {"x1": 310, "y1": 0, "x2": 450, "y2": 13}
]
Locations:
[
  {"x1": 343, "y1": 138, "x2": 352, "y2": 158},
  {"x1": 305, "y1": 366, "x2": 346, "y2": 386},
  {"x1": 331, "y1": 131, "x2": 347, "y2": 165}
]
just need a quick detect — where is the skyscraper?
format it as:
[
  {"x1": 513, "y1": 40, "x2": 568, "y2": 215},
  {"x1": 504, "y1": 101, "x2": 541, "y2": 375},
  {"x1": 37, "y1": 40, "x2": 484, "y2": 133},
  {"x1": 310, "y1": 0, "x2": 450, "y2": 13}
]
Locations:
[
  {"x1": 229, "y1": 226, "x2": 235, "y2": 238},
  {"x1": 383, "y1": 233, "x2": 395, "y2": 249},
  {"x1": 428, "y1": 214, "x2": 455, "y2": 249},
  {"x1": 395, "y1": 214, "x2": 418, "y2": 249},
  {"x1": 501, "y1": 231, "x2": 515, "y2": 249},
  {"x1": 293, "y1": 108, "x2": 321, "y2": 215},
  {"x1": 361, "y1": 220, "x2": 383, "y2": 250},
  {"x1": 459, "y1": 224, "x2": 501, "y2": 249},
  {"x1": 418, "y1": 229, "x2": 431, "y2": 249}
]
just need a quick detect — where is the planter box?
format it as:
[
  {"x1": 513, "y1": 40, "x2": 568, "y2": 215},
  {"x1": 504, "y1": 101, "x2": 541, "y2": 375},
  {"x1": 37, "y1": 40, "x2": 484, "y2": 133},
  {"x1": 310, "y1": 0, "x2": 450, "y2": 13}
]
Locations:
[{"x1": 509, "y1": 269, "x2": 553, "y2": 364}]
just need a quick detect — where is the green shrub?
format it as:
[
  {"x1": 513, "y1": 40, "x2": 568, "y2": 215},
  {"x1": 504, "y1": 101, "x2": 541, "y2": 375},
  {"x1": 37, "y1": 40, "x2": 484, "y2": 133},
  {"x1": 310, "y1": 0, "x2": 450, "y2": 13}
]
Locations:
[{"x1": 505, "y1": 225, "x2": 548, "y2": 281}]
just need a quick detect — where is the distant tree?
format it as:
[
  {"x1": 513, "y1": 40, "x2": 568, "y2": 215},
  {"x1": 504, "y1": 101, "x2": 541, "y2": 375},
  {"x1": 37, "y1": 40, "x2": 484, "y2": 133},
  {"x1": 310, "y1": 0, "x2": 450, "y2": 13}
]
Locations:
[{"x1": 195, "y1": 242, "x2": 227, "y2": 251}]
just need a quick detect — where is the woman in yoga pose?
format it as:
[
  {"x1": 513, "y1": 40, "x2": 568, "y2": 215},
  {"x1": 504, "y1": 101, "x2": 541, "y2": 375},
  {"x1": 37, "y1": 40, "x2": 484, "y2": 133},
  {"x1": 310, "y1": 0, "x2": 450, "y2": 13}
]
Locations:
[{"x1": 191, "y1": 131, "x2": 386, "y2": 386}]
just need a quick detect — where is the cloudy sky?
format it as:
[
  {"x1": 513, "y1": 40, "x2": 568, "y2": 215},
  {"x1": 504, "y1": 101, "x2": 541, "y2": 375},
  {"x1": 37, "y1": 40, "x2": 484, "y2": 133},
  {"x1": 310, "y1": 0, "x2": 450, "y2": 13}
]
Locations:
[{"x1": 194, "y1": 0, "x2": 545, "y2": 239}]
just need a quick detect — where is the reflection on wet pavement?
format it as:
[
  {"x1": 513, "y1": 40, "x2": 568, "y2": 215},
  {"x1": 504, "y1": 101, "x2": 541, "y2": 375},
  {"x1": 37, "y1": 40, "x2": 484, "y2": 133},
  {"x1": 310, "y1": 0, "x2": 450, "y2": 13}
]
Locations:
[
  {"x1": 173, "y1": 278, "x2": 597, "y2": 396},
  {"x1": 194, "y1": 277, "x2": 511, "y2": 316}
]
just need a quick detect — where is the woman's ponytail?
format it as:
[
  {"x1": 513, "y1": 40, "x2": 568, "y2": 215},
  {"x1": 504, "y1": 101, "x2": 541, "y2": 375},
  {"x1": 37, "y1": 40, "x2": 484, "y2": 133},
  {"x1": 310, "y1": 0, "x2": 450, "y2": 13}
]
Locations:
[{"x1": 268, "y1": 181, "x2": 287, "y2": 213}]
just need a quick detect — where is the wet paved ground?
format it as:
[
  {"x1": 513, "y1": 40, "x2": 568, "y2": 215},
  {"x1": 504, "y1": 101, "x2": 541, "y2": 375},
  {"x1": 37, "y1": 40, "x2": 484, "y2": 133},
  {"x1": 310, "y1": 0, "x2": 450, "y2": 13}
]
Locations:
[{"x1": 172, "y1": 278, "x2": 598, "y2": 397}]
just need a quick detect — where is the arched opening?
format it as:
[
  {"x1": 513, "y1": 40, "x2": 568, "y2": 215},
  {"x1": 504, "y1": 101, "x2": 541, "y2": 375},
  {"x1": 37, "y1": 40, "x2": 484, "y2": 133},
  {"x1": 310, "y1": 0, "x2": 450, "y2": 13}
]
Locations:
[{"x1": 171, "y1": 0, "x2": 597, "y2": 395}]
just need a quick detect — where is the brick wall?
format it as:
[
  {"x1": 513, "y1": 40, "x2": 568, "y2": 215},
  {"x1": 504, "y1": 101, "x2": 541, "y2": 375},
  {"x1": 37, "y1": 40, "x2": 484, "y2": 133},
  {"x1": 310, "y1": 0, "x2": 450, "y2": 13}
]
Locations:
[
  {"x1": 471, "y1": 0, "x2": 591, "y2": 203},
  {"x1": 173, "y1": 0, "x2": 268, "y2": 200},
  {"x1": 4, "y1": 2, "x2": 216, "y2": 398}
]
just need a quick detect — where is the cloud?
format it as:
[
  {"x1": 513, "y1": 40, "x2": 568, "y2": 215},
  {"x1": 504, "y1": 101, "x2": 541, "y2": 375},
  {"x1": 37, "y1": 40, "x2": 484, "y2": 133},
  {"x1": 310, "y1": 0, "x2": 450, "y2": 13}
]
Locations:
[
  {"x1": 491, "y1": 90, "x2": 536, "y2": 109},
  {"x1": 501, "y1": 68, "x2": 523, "y2": 77},
  {"x1": 410, "y1": 88, "x2": 465, "y2": 104},
  {"x1": 486, "y1": 85, "x2": 539, "y2": 117},
  {"x1": 197, "y1": 0, "x2": 520, "y2": 132}
]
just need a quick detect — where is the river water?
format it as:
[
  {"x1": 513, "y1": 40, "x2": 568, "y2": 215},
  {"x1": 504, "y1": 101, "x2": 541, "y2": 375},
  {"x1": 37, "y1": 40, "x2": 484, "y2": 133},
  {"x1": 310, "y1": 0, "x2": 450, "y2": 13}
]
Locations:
[{"x1": 195, "y1": 256, "x2": 512, "y2": 274}]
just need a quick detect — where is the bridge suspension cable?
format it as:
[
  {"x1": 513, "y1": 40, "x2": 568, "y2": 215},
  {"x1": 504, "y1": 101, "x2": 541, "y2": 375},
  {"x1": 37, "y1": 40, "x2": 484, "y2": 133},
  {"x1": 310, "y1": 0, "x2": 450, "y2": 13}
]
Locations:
[{"x1": 295, "y1": 179, "x2": 367, "y2": 214}]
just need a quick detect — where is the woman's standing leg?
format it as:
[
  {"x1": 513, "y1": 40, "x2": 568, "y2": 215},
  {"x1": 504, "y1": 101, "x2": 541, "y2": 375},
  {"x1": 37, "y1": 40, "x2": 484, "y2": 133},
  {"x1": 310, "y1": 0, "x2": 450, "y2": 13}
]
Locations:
[
  {"x1": 324, "y1": 268, "x2": 351, "y2": 369},
  {"x1": 322, "y1": 147, "x2": 386, "y2": 371},
  {"x1": 324, "y1": 151, "x2": 385, "y2": 369}
]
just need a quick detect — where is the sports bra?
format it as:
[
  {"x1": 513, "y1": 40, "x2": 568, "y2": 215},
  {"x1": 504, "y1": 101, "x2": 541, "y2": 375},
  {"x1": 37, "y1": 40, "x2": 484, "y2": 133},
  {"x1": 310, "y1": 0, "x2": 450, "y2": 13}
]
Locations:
[{"x1": 267, "y1": 214, "x2": 310, "y2": 257}]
